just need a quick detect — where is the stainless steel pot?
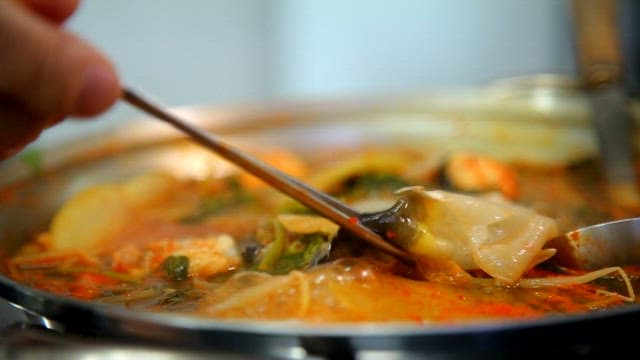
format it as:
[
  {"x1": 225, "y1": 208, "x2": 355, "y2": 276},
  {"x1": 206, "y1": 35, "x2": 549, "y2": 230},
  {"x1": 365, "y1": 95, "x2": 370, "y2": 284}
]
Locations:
[{"x1": 2, "y1": 76, "x2": 639, "y2": 359}]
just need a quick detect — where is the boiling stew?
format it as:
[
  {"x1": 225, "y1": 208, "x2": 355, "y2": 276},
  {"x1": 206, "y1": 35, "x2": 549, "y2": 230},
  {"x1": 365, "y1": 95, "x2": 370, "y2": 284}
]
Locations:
[{"x1": 5, "y1": 146, "x2": 640, "y2": 324}]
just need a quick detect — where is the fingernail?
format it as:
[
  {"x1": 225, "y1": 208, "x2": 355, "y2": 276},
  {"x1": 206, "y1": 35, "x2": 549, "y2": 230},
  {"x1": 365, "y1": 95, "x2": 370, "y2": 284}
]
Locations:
[{"x1": 74, "y1": 65, "x2": 120, "y2": 117}]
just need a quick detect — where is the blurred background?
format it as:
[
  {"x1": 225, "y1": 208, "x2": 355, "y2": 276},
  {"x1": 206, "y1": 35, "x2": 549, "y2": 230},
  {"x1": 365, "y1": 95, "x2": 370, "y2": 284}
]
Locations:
[{"x1": 38, "y1": 0, "x2": 638, "y2": 144}]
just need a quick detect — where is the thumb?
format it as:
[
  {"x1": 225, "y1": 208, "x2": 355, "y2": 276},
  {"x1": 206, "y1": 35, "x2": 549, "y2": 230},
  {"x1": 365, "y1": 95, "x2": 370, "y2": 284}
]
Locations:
[{"x1": 0, "y1": 1, "x2": 121, "y2": 118}]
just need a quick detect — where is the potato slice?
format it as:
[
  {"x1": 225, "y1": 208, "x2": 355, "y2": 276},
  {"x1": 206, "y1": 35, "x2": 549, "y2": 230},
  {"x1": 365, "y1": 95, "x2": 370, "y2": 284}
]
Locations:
[
  {"x1": 49, "y1": 173, "x2": 178, "y2": 251},
  {"x1": 121, "y1": 172, "x2": 179, "y2": 207}
]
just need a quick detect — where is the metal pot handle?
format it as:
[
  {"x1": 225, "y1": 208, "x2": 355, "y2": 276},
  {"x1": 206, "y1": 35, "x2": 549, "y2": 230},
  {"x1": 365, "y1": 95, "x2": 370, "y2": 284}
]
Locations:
[{"x1": 571, "y1": 0, "x2": 624, "y2": 89}]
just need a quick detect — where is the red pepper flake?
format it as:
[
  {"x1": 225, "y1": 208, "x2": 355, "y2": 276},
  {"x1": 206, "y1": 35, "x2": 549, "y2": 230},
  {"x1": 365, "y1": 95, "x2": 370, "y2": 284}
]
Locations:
[
  {"x1": 386, "y1": 230, "x2": 397, "y2": 239},
  {"x1": 348, "y1": 216, "x2": 359, "y2": 225}
]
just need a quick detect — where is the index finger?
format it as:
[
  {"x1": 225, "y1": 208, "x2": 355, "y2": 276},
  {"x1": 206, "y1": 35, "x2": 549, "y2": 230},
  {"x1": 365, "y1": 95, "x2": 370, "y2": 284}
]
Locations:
[{"x1": 19, "y1": 0, "x2": 81, "y2": 24}]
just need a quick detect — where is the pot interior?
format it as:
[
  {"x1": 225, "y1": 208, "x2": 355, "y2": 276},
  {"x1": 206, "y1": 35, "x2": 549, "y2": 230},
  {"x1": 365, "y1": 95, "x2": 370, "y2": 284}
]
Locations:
[{"x1": 1, "y1": 81, "x2": 639, "y2": 351}]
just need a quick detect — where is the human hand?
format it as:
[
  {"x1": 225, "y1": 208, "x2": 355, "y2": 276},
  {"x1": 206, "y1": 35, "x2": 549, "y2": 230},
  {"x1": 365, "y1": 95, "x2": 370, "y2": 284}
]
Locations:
[{"x1": 0, "y1": 0, "x2": 121, "y2": 160}]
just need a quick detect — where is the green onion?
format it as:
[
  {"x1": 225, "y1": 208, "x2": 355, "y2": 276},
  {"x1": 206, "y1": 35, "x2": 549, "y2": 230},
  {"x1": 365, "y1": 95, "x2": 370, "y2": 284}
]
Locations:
[
  {"x1": 163, "y1": 255, "x2": 189, "y2": 281},
  {"x1": 20, "y1": 148, "x2": 43, "y2": 174},
  {"x1": 257, "y1": 219, "x2": 286, "y2": 271}
]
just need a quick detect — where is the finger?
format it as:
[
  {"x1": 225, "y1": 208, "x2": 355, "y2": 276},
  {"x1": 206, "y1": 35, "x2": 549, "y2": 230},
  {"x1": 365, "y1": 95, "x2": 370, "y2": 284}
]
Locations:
[
  {"x1": 0, "y1": 97, "x2": 50, "y2": 160},
  {"x1": 0, "y1": 1, "x2": 121, "y2": 119},
  {"x1": 19, "y1": 0, "x2": 81, "y2": 24}
]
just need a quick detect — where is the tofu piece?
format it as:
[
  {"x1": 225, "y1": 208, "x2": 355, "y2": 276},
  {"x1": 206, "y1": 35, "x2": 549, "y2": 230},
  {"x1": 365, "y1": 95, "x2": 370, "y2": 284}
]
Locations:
[{"x1": 148, "y1": 234, "x2": 241, "y2": 277}]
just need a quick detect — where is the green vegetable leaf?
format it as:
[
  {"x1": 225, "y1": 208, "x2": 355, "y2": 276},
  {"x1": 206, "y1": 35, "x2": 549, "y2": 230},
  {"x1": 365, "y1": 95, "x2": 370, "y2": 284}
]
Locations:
[
  {"x1": 162, "y1": 255, "x2": 189, "y2": 281},
  {"x1": 20, "y1": 148, "x2": 43, "y2": 174},
  {"x1": 257, "y1": 219, "x2": 287, "y2": 271},
  {"x1": 270, "y1": 234, "x2": 327, "y2": 274},
  {"x1": 256, "y1": 216, "x2": 330, "y2": 274},
  {"x1": 343, "y1": 173, "x2": 410, "y2": 197},
  {"x1": 180, "y1": 178, "x2": 254, "y2": 224}
]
